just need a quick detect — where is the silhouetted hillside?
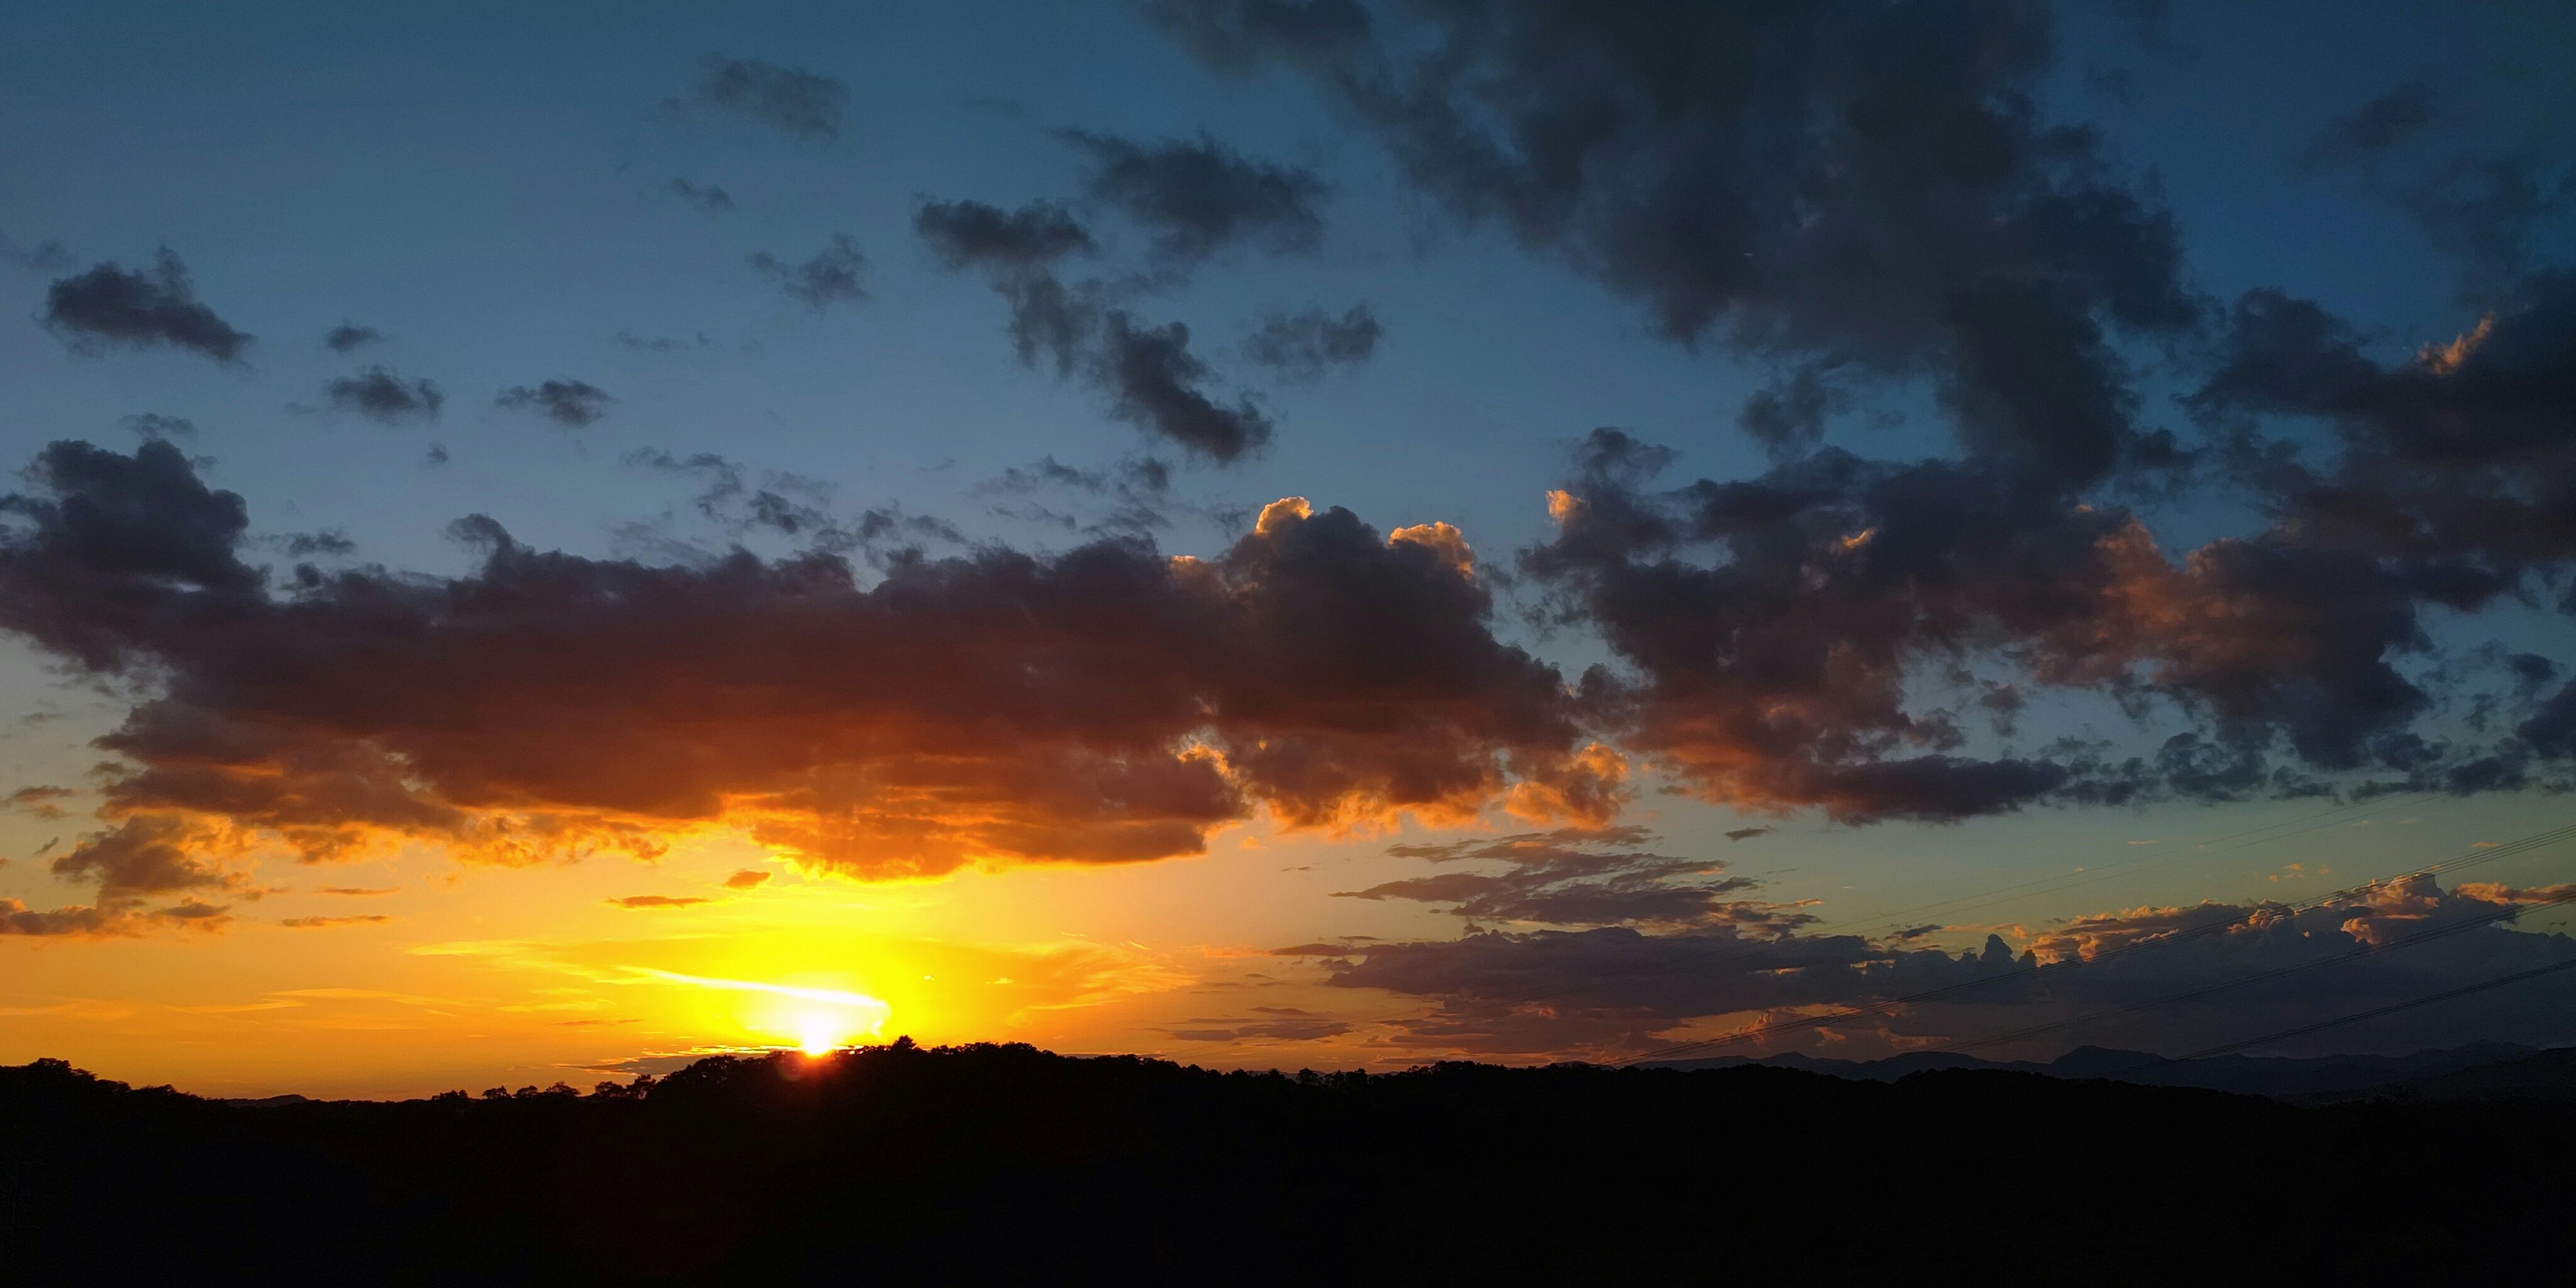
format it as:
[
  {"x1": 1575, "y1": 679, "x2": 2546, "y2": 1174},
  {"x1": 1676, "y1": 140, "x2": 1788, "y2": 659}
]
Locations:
[
  {"x1": 3, "y1": 1041, "x2": 2571, "y2": 1284},
  {"x1": 1650, "y1": 1040, "x2": 2557, "y2": 1097}
]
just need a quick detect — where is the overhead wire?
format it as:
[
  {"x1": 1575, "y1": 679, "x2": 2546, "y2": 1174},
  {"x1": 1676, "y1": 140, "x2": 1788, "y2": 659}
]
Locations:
[{"x1": 1613, "y1": 820, "x2": 2576, "y2": 1066}]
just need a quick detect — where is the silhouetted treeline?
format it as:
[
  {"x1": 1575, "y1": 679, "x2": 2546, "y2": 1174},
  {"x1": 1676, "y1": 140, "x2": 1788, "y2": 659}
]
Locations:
[{"x1": 2, "y1": 1040, "x2": 2569, "y2": 1284}]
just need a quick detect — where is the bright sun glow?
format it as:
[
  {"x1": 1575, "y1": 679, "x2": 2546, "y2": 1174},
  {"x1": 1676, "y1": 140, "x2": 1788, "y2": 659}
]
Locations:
[{"x1": 629, "y1": 967, "x2": 893, "y2": 1054}]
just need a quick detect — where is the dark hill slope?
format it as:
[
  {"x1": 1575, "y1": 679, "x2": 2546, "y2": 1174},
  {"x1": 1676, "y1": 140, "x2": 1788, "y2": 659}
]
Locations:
[{"x1": 2, "y1": 1043, "x2": 2568, "y2": 1285}]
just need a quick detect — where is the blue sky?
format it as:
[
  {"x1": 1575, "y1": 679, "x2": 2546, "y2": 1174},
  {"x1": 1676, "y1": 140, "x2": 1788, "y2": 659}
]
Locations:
[{"x1": 3, "y1": 1, "x2": 2574, "y2": 1091}]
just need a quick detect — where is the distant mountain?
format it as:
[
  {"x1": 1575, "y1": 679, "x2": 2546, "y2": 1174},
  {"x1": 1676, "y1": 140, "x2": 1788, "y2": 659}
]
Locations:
[
  {"x1": 1649, "y1": 1040, "x2": 2557, "y2": 1098},
  {"x1": 2319, "y1": 1046, "x2": 2576, "y2": 1106}
]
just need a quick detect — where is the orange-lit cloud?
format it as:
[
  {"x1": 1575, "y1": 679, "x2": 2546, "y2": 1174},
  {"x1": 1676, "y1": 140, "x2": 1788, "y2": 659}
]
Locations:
[{"x1": 0, "y1": 443, "x2": 1599, "y2": 921}]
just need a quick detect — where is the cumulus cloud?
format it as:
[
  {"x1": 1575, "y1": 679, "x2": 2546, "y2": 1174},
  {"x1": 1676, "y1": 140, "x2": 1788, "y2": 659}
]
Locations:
[
  {"x1": 751, "y1": 233, "x2": 868, "y2": 309},
  {"x1": 1244, "y1": 304, "x2": 1379, "y2": 379},
  {"x1": 44, "y1": 250, "x2": 253, "y2": 364},
  {"x1": 663, "y1": 55, "x2": 849, "y2": 142},
  {"x1": 0, "y1": 440, "x2": 1602, "y2": 891},
  {"x1": 496, "y1": 379, "x2": 613, "y2": 427},
  {"x1": 323, "y1": 366, "x2": 443, "y2": 424}
]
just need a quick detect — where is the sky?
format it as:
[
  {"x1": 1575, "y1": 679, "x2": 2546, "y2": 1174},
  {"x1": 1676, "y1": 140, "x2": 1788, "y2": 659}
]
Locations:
[{"x1": 3, "y1": 0, "x2": 2575, "y2": 1097}]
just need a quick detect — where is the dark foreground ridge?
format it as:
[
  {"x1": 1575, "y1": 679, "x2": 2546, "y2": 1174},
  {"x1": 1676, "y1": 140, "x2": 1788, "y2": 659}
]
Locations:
[{"x1": 4, "y1": 1042, "x2": 2571, "y2": 1284}]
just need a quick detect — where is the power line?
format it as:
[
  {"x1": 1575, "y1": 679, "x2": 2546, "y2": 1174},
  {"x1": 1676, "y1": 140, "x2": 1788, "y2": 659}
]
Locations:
[
  {"x1": 2111, "y1": 955, "x2": 2576, "y2": 1074},
  {"x1": 1614, "y1": 820, "x2": 2576, "y2": 1067},
  {"x1": 1921, "y1": 888, "x2": 2576, "y2": 1059}
]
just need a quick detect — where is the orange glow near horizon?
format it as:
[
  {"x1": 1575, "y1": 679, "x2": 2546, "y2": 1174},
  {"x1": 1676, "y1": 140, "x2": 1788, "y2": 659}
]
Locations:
[{"x1": 627, "y1": 967, "x2": 892, "y2": 1055}]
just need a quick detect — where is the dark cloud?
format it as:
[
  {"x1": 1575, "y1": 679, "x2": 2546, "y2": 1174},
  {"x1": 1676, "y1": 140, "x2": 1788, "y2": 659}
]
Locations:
[
  {"x1": 1345, "y1": 827, "x2": 1776, "y2": 930},
  {"x1": 1061, "y1": 131, "x2": 1328, "y2": 266},
  {"x1": 913, "y1": 195, "x2": 1277, "y2": 462},
  {"x1": 2185, "y1": 278, "x2": 2576, "y2": 780},
  {"x1": 613, "y1": 331, "x2": 715, "y2": 353},
  {"x1": 119, "y1": 413, "x2": 197, "y2": 441},
  {"x1": 722, "y1": 869, "x2": 771, "y2": 890},
  {"x1": 44, "y1": 250, "x2": 253, "y2": 364},
  {"x1": 624, "y1": 448, "x2": 904, "y2": 551},
  {"x1": 2302, "y1": 82, "x2": 2436, "y2": 167},
  {"x1": 280, "y1": 531, "x2": 356, "y2": 558},
  {"x1": 665, "y1": 178, "x2": 735, "y2": 213},
  {"x1": 609, "y1": 895, "x2": 710, "y2": 909},
  {"x1": 1146, "y1": 1, "x2": 2199, "y2": 490},
  {"x1": 1514, "y1": 364, "x2": 2576, "y2": 819},
  {"x1": 1724, "y1": 827, "x2": 1771, "y2": 842},
  {"x1": 1243, "y1": 304, "x2": 1379, "y2": 379},
  {"x1": 4, "y1": 785, "x2": 74, "y2": 819},
  {"x1": 1167, "y1": 1006, "x2": 1351, "y2": 1042},
  {"x1": 50, "y1": 816, "x2": 241, "y2": 900},
  {"x1": 496, "y1": 379, "x2": 613, "y2": 427},
  {"x1": 0, "y1": 441, "x2": 1603, "y2": 885},
  {"x1": 977, "y1": 456, "x2": 1176, "y2": 538},
  {"x1": 1095, "y1": 313, "x2": 1272, "y2": 462},
  {"x1": 914, "y1": 199, "x2": 1095, "y2": 270},
  {"x1": 1317, "y1": 875, "x2": 2576, "y2": 1061},
  {"x1": 323, "y1": 323, "x2": 384, "y2": 353},
  {"x1": 663, "y1": 55, "x2": 849, "y2": 142},
  {"x1": 323, "y1": 366, "x2": 443, "y2": 424},
  {"x1": 0, "y1": 898, "x2": 126, "y2": 936},
  {"x1": 751, "y1": 234, "x2": 869, "y2": 310}
]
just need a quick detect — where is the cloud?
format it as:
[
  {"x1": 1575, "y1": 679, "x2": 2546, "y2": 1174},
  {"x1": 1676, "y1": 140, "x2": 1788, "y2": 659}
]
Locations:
[
  {"x1": 609, "y1": 895, "x2": 710, "y2": 909},
  {"x1": 613, "y1": 331, "x2": 714, "y2": 353},
  {"x1": 1315, "y1": 873, "x2": 2576, "y2": 1061},
  {"x1": 323, "y1": 366, "x2": 443, "y2": 424},
  {"x1": 914, "y1": 199, "x2": 1095, "y2": 270},
  {"x1": 315, "y1": 885, "x2": 398, "y2": 896},
  {"x1": 1095, "y1": 313, "x2": 1272, "y2": 462},
  {"x1": 913, "y1": 199, "x2": 1275, "y2": 462},
  {"x1": 121, "y1": 413, "x2": 198, "y2": 441},
  {"x1": 665, "y1": 178, "x2": 735, "y2": 213},
  {"x1": 721, "y1": 869, "x2": 771, "y2": 891},
  {"x1": 496, "y1": 379, "x2": 613, "y2": 427},
  {"x1": 2302, "y1": 82, "x2": 2437, "y2": 167},
  {"x1": 0, "y1": 229, "x2": 75, "y2": 272},
  {"x1": 751, "y1": 234, "x2": 868, "y2": 310},
  {"x1": 0, "y1": 440, "x2": 1598, "y2": 885},
  {"x1": 1166, "y1": 1006, "x2": 1351, "y2": 1042},
  {"x1": 278, "y1": 913, "x2": 394, "y2": 928},
  {"x1": 1061, "y1": 131, "x2": 1328, "y2": 266},
  {"x1": 1146, "y1": 1, "x2": 2199, "y2": 492},
  {"x1": 323, "y1": 323, "x2": 384, "y2": 353},
  {"x1": 663, "y1": 55, "x2": 849, "y2": 142},
  {"x1": 1244, "y1": 304, "x2": 1379, "y2": 379},
  {"x1": 5, "y1": 785, "x2": 75, "y2": 819},
  {"x1": 1344, "y1": 826, "x2": 1781, "y2": 930},
  {"x1": 44, "y1": 250, "x2": 253, "y2": 364}
]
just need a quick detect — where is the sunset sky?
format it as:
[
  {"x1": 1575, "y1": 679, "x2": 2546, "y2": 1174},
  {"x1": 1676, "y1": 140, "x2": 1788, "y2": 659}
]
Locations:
[{"x1": 5, "y1": 0, "x2": 2575, "y2": 1097}]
